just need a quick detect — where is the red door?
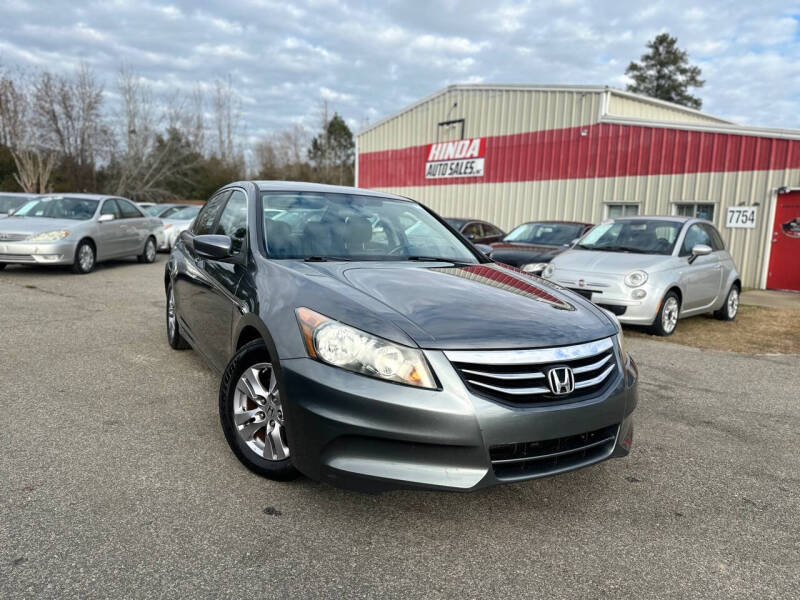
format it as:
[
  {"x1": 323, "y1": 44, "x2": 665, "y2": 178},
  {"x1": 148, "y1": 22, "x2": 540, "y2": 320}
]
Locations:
[{"x1": 767, "y1": 191, "x2": 800, "y2": 291}]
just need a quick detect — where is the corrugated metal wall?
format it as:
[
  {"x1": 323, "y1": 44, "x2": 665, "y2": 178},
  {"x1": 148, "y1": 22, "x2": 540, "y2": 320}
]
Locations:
[
  {"x1": 359, "y1": 88, "x2": 603, "y2": 154},
  {"x1": 370, "y1": 167, "x2": 800, "y2": 289},
  {"x1": 606, "y1": 93, "x2": 732, "y2": 125}
]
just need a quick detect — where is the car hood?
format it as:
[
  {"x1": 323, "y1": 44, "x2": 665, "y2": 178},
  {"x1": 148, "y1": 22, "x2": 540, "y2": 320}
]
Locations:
[
  {"x1": 0, "y1": 216, "x2": 86, "y2": 234},
  {"x1": 302, "y1": 261, "x2": 617, "y2": 350},
  {"x1": 489, "y1": 243, "x2": 566, "y2": 267},
  {"x1": 552, "y1": 249, "x2": 672, "y2": 274}
]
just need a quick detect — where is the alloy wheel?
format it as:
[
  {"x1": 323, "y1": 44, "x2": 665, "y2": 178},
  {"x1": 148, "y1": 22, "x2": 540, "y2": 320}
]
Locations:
[
  {"x1": 78, "y1": 244, "x2": 94, "y2": 272},
  {"x1": 233, "y1": 363, "x2": 289, "y2": 461},
  {"x1": 167, "y1": 288, "x2": 177, "y2": 340},
  {"x1": 662, "y1": 296, "x2": 679, "y2": 333},
  {"x1": 728, "y1": 288, "x2": 739, "y2": 317},
  {"x1": 145, "y1": 239, "x2": 156, "y2": 262}
]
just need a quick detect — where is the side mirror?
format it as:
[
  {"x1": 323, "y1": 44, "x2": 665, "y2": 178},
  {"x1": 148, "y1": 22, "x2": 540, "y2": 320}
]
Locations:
[
  {"x1": 568, "y1": 238, "x2": 579, "y2": 248},
  {"x1": 688, "y1": 243, "x2": 712, "y2": 264},
  {"x1": 465, "y1": 233, "x2": 476, "y2": 240},
  {"x1": 7, "y1": 208, "x2": 15, "y2": 216},
  {"x1": 194, "y1": 234, "x2": 232, "y2": 259},
  {"x1": 474, "y1": 243, "x2": 493, "y2": 256},
  {"x1": 98, "y1": 213, "x2": 115, "y2": 222}
]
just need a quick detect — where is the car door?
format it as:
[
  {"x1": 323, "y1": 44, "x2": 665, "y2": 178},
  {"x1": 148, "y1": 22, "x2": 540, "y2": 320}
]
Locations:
[
  {"x1": 173, "y1": 190, "x2": 231, "y2": 365},
  {"x1": 679, "y1": 223, "x2": 722, "y2": 310},
  {"x1": 96, "y1": 199, "x2": 126, "y2": 259},
  {"x1": 116, "y1": 198, "x2": 147, "y2": 255}
]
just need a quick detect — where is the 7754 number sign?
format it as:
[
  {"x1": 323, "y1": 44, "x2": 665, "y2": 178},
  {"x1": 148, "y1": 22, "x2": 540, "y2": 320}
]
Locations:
[{"x1": 725, "y1": 206, "x2": 757, "y2": 229}]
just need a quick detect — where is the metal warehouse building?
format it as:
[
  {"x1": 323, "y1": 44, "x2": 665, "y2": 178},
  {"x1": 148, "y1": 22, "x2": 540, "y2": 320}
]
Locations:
[{"x1": 356, "y1": 84, "x2": 800, "y2": 291}]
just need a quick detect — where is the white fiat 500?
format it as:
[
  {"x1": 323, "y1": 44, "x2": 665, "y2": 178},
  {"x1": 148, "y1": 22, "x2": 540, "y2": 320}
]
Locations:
[{"x1": 542, "y1": 216, "x2": 741, "y2": 335}]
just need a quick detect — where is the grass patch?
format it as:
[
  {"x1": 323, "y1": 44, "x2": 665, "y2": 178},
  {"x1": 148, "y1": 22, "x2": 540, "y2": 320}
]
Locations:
[{"x1": 626, "y1": 305, "x2": 800, "y2": 354}]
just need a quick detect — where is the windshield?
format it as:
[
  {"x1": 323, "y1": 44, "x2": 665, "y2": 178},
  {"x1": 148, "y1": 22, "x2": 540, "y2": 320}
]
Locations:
[
  {"x1": 169, "y1": 206, "x2": 201, "y2": 220},
  {"x1": 577, "y1": 219, "x2": 682, "y2": 255},
  {"x1": 504, "y1": 222, "x2": 585, "y2": 246},
  {"x1": 261, "y1": 192, "x2": 479, "y2": 262},
  {"x1": 12, "y1": 196, "x2": 99, "y2": 220},
  {"x1": 0, "y1": 195, "x2": 30, "y2": 213}
]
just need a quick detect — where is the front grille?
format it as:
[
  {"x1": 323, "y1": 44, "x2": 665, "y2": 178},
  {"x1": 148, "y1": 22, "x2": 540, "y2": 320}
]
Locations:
[
  {"x1": 445, "y1": 337, "x2": 619, "y2": 405},
  {"x1": 569, "y1": 287, "x2": 600, "y2": 300},
  {"x1": 0, "y1": 233, "x2": 28, "y2": 242},
  {"x1": 597, "y1": 303, "x2": 627, "y2": 316},
  {"x1": 0, "y1": 253, "x2": 35, "y2": 263},
  {"x1": 490, "y1": 424, "x2": 619, "y2": 479}
]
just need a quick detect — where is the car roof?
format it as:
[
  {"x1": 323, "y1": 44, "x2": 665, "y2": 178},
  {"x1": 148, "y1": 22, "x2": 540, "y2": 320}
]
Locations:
[
  {"x1": 250, "y1": 180, "x2": 413, "y2": 202},
  {"x1": 0, "y1": 192, "x2": 39, "y2": 198},
  {"x1": 515, "y1": 220, "x2": 593, "y2": 227},
  {"x1": 613, "y1": 215, "x2": 692, "y2": 223},
  {"x1": 37, "y1": 193, "x2": 112, "y2": 201}
]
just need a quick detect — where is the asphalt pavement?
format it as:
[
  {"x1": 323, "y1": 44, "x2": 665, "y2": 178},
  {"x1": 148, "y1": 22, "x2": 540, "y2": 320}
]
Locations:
[{"x1": 1, "y1": 258, "x2": 798, "y2": 599}]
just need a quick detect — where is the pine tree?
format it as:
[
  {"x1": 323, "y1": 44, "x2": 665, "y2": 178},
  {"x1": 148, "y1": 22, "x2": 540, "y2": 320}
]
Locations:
[{"x1": 626, "y1": 33, "x2": 704, "y2": 109}]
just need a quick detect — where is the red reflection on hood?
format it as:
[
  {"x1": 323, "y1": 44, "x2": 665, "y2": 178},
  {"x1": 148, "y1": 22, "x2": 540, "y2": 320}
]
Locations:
[{"x1": 434, "y1": 263, "x2": 574, "y2": 310}]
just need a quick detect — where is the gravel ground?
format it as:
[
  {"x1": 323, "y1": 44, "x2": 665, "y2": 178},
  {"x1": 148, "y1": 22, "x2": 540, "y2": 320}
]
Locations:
[{"x1": 1, "y1": 258, "x2": 798, "y2": 599}]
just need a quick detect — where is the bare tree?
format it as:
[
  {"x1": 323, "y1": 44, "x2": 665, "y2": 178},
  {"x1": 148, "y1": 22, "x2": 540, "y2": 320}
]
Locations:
[
  {"x1": 12, "y1": 148, "x2": 56, "y2": 193},
  {"x1": 30, "y1": 64, "x2": 110, "y2": 189},
  {"x1": 0, "y1": 66, "x2": 29, "y2": 148},
  {"x1": 108, "y1": 67, "x2": 206, "y2": 201},
  {"x1": 212, "y1": 76, "x2": 244, "y2": 175}
]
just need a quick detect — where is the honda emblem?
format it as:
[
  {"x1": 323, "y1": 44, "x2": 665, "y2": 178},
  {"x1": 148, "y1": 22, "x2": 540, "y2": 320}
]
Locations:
[{"x1": 547, "y1": 367, "x2": 575, "y2": 395}]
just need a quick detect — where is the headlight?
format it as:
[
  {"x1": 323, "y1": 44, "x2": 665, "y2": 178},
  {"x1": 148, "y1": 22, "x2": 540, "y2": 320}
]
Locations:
[
  {"x1": 601, "y1": 309, "x2": 627, "y2": 359},
  {"x1": 521, "y1": 262, "x2": 548, "y2": 274},
  {"x1": 28, "y1": 230, "x2": 69, "y2": 242},
  {"x1": 624, "y1": 270, "x2": 648, "y2": 287},
  {"x1": 296, "y1": 307, "x2": 436, "y2": 389},
  {"x1": 542, "y1": 263, "x2": 555, "y2": 278}
]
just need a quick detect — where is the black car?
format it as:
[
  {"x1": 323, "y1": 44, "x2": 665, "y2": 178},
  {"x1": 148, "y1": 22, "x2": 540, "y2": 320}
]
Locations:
[
  {"x1": 165, "y1": 182, "x2": 637, "y2": 492},
  {"x1": 489, "y1": 221, "x2": 593, "y2": 274},
  {"x1": 444, "y1": 218, "x2": 505, "y2": 244}
]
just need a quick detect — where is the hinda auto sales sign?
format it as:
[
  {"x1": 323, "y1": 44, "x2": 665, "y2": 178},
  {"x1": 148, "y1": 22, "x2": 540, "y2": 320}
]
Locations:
[{"x1": 425, "y1": 138, "x2": 485, "y2": 179}]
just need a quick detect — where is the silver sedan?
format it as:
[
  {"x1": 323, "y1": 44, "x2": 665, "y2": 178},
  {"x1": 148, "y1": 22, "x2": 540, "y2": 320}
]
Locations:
[
  {"x1": 542, "y1": 216, "x2": 741, "y2": 335},
  {"x1": 0, "y1": 194, "x2": 162, "y2": 274}
]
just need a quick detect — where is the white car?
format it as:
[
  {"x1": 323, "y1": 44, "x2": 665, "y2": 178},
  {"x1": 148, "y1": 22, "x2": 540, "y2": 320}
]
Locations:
[{"x1": 159, "y1": 205, "x2": 201, "y2": 251}]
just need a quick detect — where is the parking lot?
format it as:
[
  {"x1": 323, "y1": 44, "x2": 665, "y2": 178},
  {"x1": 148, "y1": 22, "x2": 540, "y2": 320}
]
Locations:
[{"x1": 1, "y1": 258, "x2": 798, "y2": 599}]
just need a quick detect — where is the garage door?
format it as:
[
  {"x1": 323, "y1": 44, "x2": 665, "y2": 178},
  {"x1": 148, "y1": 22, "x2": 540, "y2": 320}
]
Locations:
[{"x1": 767, "y1": 191, "x2": 800, "y2": 291}]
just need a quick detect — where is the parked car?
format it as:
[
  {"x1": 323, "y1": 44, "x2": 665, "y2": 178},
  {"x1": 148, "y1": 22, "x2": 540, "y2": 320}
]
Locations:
[
  {"x1": 165, "y1": 181, "x2": 637, "y2": 492},
  {"x1": 144, "y1": 203, "x2": 192, "y2": 219},
  {"x1": 159, "y1": 205, "x2": 201, "y2": 251},
  {"x1": 136, "y1": 202, "x2": 157, "y2": 211},
  {"x1": 444, "y1": 218, "x2": 505, "y2": 244},
  {"x1": 0, "y1": 192, "x2": 38, "y2": 218},
  {"x1": 542, "y1": 216, "x2": 741, "y2": 336},
  {"x1": 489, "y1": 221, "x2": 593, "y2": 274},
  {"x1": 0, "y1": 194, "x2": 161, "y2": 273}
]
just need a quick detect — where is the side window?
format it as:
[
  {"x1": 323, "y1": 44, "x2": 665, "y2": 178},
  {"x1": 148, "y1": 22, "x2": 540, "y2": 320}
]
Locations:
[
  {"x1": 215, "y1": 190, "x2": 248, "y2": 253},
  {"x1": 462, "y1": 222, "x2": 483, "y2": 239},
  {"x1": 702, "y1": 224, "x2": 725, "y2": 251},
  {"x1": 160, "y1": 206, "x2": 182, "y2": 218},
  {"x1": 680, "y1": 224, "x2": 712, "y2": 256},
  {"x1": 193, "y1": 192, "x2": 230, "y2": 235},
  {"x1": 485, "y1": 224, "x2": 503, "y2": 237},
  {"x1": 100, "y1": 199, "x2": 120, "y2": 219},
  {"x1": 117, "y1": 199, "x2": 143, "y2": 219}
]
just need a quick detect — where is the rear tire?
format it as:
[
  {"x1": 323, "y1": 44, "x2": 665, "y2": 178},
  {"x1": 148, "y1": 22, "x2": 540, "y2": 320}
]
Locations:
[
  {"x1": 714, "y1": 284, "x2": 740, "y2": 321},
  {"x1": 650, "y1": 291, "x2": 680, "y2": 336},
  {"x1": 72, "y1": 241, "x2": 96, "y2": 274},
  {"x1": 219, "y1": 340, "x2": 299, "y2": 481},
  {"x1": 138, "y1": 236, "x2": 157, "y2": 263},
  {"x1": 166, "y1": 283, "x2": 190, "y2": 350},
  {"x1": 0, "y1": 263, "x2": 6, "y2": 270}
]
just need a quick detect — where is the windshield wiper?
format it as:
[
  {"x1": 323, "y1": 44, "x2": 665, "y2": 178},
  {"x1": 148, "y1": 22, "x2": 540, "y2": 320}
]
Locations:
[
  {"x1": 404, "y1": 256, "x2": 471, "y2": 263},
  {"x1": 303, "y1": 255, "x2": 354, "y2": 262},
  {"x1": 579, "y1": 245, "x2": 649, "y2": 254}
]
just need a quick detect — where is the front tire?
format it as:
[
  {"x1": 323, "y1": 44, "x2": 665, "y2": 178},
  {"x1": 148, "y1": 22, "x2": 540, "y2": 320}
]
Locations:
[
  {"x1": 0, "y1": 263, "x2": 6, "y2": 270},
  {"x1": 72, "y1": 241, "x2": 96, "y2": 274},
  {"x1": 166, "y1": 283, "x2": 190, "y2": 349},
  {"x1": 650, "y1": 291, "x2": 680, "y2": 336},
  {"x1": 714, "y1": 284, "x2": 740, "y2": 321},
  {"x1": 219, "y1": 340, "x2": 299, "y2": 481},
  {"x1": 138, "y1": 236, "x2": 157, "y2": 263}
]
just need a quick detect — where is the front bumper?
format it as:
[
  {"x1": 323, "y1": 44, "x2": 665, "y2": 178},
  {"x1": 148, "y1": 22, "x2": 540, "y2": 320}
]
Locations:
[
  {"x1": 0, "y1": 240, "x2": 78, "y2": 265},
  {"x1": 280, "y1": 350, "x2": 638, "y2": 492},
  {"x1": 550, "y1": 274, "x2": 662, "y2": 326}
]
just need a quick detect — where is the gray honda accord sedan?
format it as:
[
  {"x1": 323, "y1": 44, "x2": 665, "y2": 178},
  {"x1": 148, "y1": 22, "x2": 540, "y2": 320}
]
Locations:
[{"x1": 165, "y1": 181, "x2": 638, "y2": 492}]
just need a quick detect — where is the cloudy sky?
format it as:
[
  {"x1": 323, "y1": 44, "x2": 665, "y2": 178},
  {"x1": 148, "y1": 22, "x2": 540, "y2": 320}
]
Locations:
[{"x1": 2, "y1": 0, "x2": 799, "y2": 141}]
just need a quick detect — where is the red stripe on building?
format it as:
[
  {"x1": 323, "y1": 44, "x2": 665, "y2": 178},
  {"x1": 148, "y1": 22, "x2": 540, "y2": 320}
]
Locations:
[{"x1": 358, "y1": 123, "x2": 800, "y2": 188}]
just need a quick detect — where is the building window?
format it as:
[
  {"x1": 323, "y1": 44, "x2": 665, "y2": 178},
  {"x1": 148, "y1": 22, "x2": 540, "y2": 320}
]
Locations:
[
  {"x1": 674, "y1": 203, "x2": 715, "y2": 221},
  {"x1": 606, "y1": 203, "x2": 639, "y2": 218}
]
